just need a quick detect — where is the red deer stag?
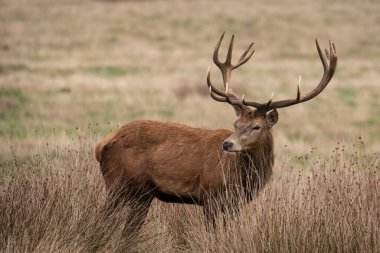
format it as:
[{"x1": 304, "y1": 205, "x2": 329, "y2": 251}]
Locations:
[{"x1": 95, "y1": 33, "x2": 338, "y2": 232}]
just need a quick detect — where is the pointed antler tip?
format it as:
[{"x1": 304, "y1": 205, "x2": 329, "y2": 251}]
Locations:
[
  {"x1": 264, "y1": 93, "x2": 274, "y2": 108},
  {"x1": 297, "y1": 76, "x2": 302, "y2": 100},
  {"x1": 206, "y1": 65, "x2": 211, "y2": 78},
  {"x1": 229, "y1": 35, "x2": 235, "y2": 44},
  {"x1": 268, "y1": 92, "x2": 274, "y2": 103},
  {"x1": 298, "y1": 74, "x2": 302, "y2": 86}
]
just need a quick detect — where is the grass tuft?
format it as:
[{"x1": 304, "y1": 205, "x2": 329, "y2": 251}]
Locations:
[{"x1": 0, "y1": 138, "x2": 378, "y2": 252}]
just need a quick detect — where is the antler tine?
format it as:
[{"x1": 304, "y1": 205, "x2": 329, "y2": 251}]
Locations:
[
  {"x1": 242, "y1": 40, "x2": 338, "y2": 111},
  {"x1": 213, "y1": 32, "x2": 225, "y2": 68},
  {"x1": 212, "y1": 33, "x2": 234, "y2": 94},
  {"x1": 233, "y1": 42, "x2": 255, "y2": 69},
  {"x1": 207, "y1": 66, "x2": 245, "y2": 108},
  {"x1": 208, "y1": 86, "x2": 228, "y2": 102},
  {"x1": 226, "y1": 34, "x2": 234, "y2": 66},
  {"x1": 207, "y1": 65, "x2": 227, "y2": 97},
  {"x1": 207, "y1": 33, "x2": 259, "y2": 110},
  {"x1": 244, "y1": 92, "x2": 274, "y2": 110},
  {"x1": 242, "y1": 96, "x2": 263, "y2": 108},
  {"x1": 265, "y1": 92, "x2": 274, "y2": 108},
  {"x1": 325, "y1": 48, "x2": 330, "y2": 60},
  {"x1": 332, "y1": 41, "x2": 337, "y2": 54},
  {"x1": 296, "y1": 75, "x2": 301, "y2": 101},
  {"x1": 316, "y1": 39, "x2": 328, "y2": 71}
]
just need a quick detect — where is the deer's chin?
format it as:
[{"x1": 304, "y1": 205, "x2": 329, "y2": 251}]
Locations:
[{"x1": 224, "y1": 148, "x2": 242, "y2": 153}]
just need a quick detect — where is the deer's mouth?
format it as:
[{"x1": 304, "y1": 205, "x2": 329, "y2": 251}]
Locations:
[{"x1": 224, "y1": 149, "x2": 240, "y2": 154}]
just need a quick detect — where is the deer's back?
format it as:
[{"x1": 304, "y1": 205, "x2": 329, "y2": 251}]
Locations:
[{"x1": 96, "y1": 120, "x2": 234, "y2": 198}]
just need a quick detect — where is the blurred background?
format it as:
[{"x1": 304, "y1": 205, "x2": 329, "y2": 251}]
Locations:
[{"x1": 0, "y1": 0, "x2": 379, "y2": 157}]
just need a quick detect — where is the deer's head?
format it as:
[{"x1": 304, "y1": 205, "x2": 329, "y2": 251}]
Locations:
[{"x1": 207, "y1": 33, "x2": 337, "y2": 153}]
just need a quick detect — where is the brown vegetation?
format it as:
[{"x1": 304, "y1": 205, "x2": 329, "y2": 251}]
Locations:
[{"x1": 1, "y1": 139, "x2": 379, "y2": 252}]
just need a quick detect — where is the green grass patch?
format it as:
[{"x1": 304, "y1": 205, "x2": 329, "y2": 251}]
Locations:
[
  {"x1": 65, "y1": 127, "x2": 81, "y2": 138},
  {"x1": 13, "y1": 10, "x2": 27, "y2": 21},
  {"x1": 32, "y1": 127, "x2": 56, "y2": 137},
  {"x1": 337, "y1": 88, "x2": 356, "y2": 107},
  {"x1": 0, "y1": 124, "x2": 27, "y2": 139},
  {"x1": 354, "y1": 118, "x2": 378, "y2": 127},
  {"x1": 287, "y1": 132, "x2": 309, "y2": 143},
  {"x1": 156, "y1": 108, "x2": 173, "y2": 119},
  {"x1": 0, "y1": 87, "x2": 28, "y2": 103},
  {"x1": 125, "y1": 110, "x2": 145, "y2": 121},
  {"x1": 102, "y1": 104, "x2": 116, "y2": 123},
  {"x1": 9, "y1": 64, "x2": 29, "y2": 72},
  {"x1": 0, "y1": 88, "x2": 29, "y2": 139},
  {"x1": 87, "y1": 111, "x2": 98, "y2": 120},
  {"x1": 58, "y1": 87, "x2": 71, "y2": 93},
  {"x1": 84, "y1": 66, "x2": 126, "y2": 77},
  {"x1": 47, "y1": 69, "x2": 75, "y2": 77},
  {"x1": 91, "y1": 126, "x2": 114, "y2": 136},
  {"x1": 84, "y1": 66, "x2": 147, "y2": 78}
]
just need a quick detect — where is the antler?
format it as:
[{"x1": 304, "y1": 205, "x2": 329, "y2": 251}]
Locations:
[
  {"x1": 207, "y1": 32, "x2": 255, "y2": 108},
  {"x1": 242, "y1": 40, "x2": 338, "y2": 111}
]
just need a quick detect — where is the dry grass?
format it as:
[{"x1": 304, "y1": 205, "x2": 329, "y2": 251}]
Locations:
[
  {"x1": 1, "y1": 0, "x2": 380, "y2": 252},
  {"x1": 0, "y1": 137, "x2": 379, "y2": 252}
]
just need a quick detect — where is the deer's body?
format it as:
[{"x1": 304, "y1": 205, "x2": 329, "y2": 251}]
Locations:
[
  {"x1": 95, "y1": 33, "x2": 337, "y2": 235},
  {"x1": 96, "y1": 120, "x2": 273, "y2": 205}
]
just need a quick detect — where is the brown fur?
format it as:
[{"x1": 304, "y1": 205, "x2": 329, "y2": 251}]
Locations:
[{"x1": 96, "y1": 110, "x2": 275, "y2": 232}]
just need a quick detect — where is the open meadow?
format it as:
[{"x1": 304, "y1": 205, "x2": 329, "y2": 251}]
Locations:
[{"x1": 0, "y1": 0, "x2": 379, "y2": 252}]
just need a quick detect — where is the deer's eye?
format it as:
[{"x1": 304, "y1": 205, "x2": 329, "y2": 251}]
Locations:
[{"x1": 252, "y1": 125, "x2": 260, "y2": 131}]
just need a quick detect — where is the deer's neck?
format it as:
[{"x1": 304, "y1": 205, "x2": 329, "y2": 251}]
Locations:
[{"x1": 237, "y1": 132, "x2": 274, "y2": 193}]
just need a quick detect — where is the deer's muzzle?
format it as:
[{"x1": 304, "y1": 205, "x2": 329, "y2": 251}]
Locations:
[{"x1": 222, "y1": 141, "x2": 233, "y2": 151}]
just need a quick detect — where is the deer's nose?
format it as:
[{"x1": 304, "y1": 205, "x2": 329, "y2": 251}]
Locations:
[{"x1": 222, "y1": 141, "x2": 233, "y2": 151}]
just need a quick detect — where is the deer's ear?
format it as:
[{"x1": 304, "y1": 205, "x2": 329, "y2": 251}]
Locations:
[{"x1": 267, "y1": 109, "x2": 279, "y2": 127}]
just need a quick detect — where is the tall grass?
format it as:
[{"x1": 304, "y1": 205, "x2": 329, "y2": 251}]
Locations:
[{"x1": 0, "y1": 138, "x2": 379, "y2": 252}]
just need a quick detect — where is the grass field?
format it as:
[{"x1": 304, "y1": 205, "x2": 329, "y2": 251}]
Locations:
[{"x1": 0, "y1": 0, "x2": 379, "y2": 252}]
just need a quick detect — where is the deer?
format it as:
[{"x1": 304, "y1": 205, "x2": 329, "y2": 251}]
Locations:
[{"x1": 95, "y1": 33, "x2": 337, "y2": 233}]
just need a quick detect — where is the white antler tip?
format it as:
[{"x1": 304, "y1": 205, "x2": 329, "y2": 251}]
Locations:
[{"x1": 298, "y1": 75, "x2": 302, "y2": 87}]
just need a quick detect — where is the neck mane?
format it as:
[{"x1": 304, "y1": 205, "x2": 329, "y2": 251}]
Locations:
[{"x1": 237, "y1": 131, "x2": 274, "y2": 196}]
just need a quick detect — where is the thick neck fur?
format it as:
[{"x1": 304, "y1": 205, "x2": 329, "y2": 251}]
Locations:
[{"x1": 235, "y1": 130, "x2": 274, "y2": 198}]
